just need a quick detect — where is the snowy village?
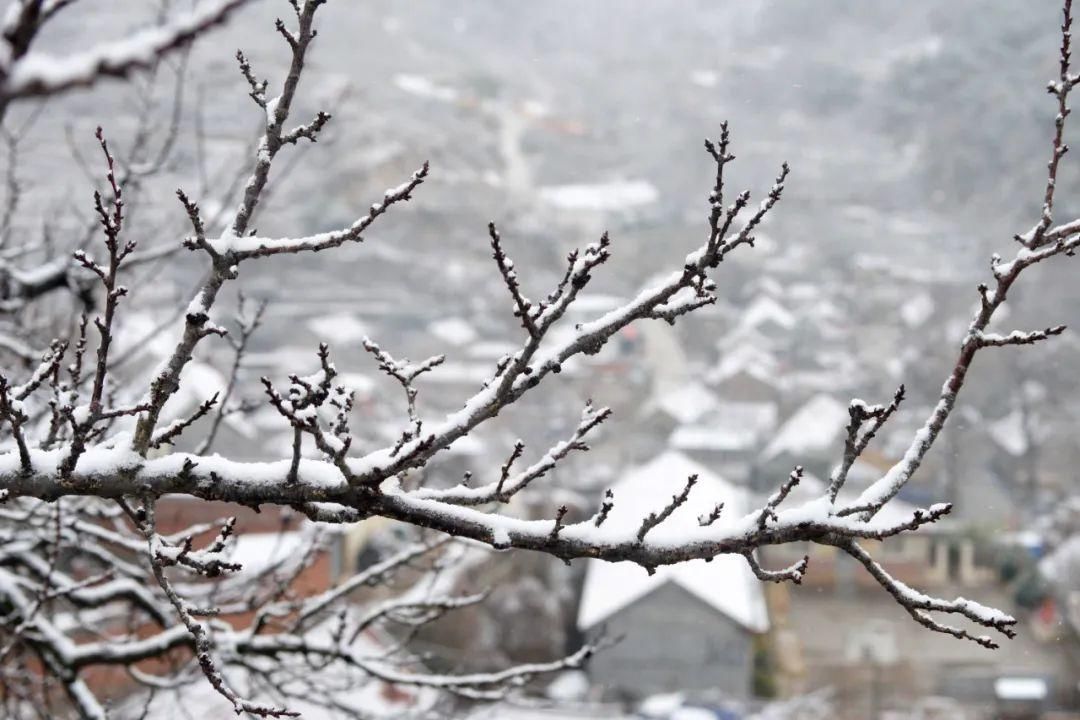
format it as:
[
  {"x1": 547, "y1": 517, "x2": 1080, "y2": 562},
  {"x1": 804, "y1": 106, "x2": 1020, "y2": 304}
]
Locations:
[{"x1": 1, "y1": 1, "x2": 1080, "y2": 719}]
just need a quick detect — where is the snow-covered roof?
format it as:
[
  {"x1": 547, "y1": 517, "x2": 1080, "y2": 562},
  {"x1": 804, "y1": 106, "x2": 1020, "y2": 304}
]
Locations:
[
  {"x1": 467, "y1": 339, "x2": 518, "y2": 361},
  {"x1": 243, "y1": 347, "x2": 320, "y2": 373},
  {"x1": 428, "y1": 317, "x2": 478, "y2": 346},
  {"x1": 577, "y1": 452, "x2": 768, "y2": 634},
  {"x1": 539, "y1": 180, "x2": 658, "y2": 212},
  {"x1": 763, "y1": 394, "x2": 848, "y2": 460},
  {"x1": 782, "y1": 368, "x2": 859, "y2": 395},
  {"x1": 669, "y1": 402, "x2": 777, "y2": 453},
  {"x1": 737, "y1": 295, "x2": 796, "y2": 333},
  {"x1": 900, "y1": 292, "x2": 934, "y2": 328},
  {"x1": 307, "y1": 312, "x2": 370, "y2": 344},
  {"x1": 994, "y1": 677, "x2": 1048, "y2": 701},
  {"x1": 419, "y1": 361, "x2": 490, "y2": 385},
  {"x1": 987, "y1": 410, "x2": 1046, "y2": 457},
  {"x1": 853, "y1": 252, "x2": 965, "y2": 284},
  {"x1": 670, "y1": 424, "x2": 756, "y2": 453},
  {"x1": 1039, "y1": 535, "x2": 1080, "y2": 589},
  {"x1": 716, "y1": 324, "x2": 777, "y2": 356},
  {"x1": 708, "y1": 343, "x2": 779, "y2": 386},
  {"x1": 567, "y1": 294, "x2": 628, "y2": 316},
  {"x1": 649, "y1": 381, "x2": 718, "y2": 425},
  {"x1": 394, "y1": 73, "x2": 458, "y2": 103}
]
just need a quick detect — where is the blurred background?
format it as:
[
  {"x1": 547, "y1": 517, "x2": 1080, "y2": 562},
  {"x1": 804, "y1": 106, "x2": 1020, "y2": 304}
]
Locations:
[{"x1": 5, "y1": 1, "x2": 1080, "y2": 718}]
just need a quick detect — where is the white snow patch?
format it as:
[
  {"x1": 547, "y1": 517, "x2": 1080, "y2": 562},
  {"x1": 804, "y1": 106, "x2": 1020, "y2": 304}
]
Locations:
[
  {"x1": 428, "y1": 317, "x2": 477, "y2": 346},
  {"x1": 307, "y1": 312, "x2": 370, "y2": 344},
  {"x1": 994, "y1": 677, "x2": 1048, "y2": 701},
  {"x1": 227, "y1": 531, "x2": 309, "y2": 575},
  {"x1": 900, "y1": 292, "x2": 935, "y2": 328},
  {"x1": 546, "y1": 670, "x2": 590, "y2": 702},
  {"x1": 393, "y1": 73, "x2": 458, "y2": 102},
  {"x1": 539, "y1": 180, "x2": 658, "y2": 212},
  {"x1": 689, "y1": 69, "x2": 718, "y2": 88}
]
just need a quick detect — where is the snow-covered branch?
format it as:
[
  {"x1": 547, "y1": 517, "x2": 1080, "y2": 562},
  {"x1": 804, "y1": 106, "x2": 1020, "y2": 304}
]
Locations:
[
  {"x1": 0, "y1": 0, "x2": 252, "y2": 108},
  {"x1": 4, "y1": 0, "x2": 1080, "y2": 714}
]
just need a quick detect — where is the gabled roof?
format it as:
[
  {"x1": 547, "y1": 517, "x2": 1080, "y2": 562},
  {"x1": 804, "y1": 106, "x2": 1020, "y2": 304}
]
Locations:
[
  {"x1": 987, "y1": 409, "x2": 1047, "y2": 457},
  {"x1": 737, "y1": 295, "x2": 796, "y2": 333},
  {"x1": 716, "y1": 324, "x2": 777, "y2": 357},
  {"x1": 669, "y1": 401, "x2": 778, "y2": 453},
  {"x1": 647, "y1": 381, "x2": 718, "y2": 425},
  {"x1": 577, "y1": 452, "x2": 768, "y2": 634},
  {"x1": 763, "y1": 394, "x2": 848, "y2": 460},
  {"x1": 708, "y1": 343, "x2": 780, "y2": 386}
]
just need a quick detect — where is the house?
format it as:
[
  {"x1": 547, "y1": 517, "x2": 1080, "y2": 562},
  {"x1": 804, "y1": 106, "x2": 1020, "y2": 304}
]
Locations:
[
  {"x1": 759, "y1": 393, "x2": 849, "y2": 485},
  {"x1": 734, "y1": 295, "x2": 796, "y2": 341},
  {"x1": 706, "y1": 343, "x2": 782, "y2": 404},
  {"x1": 537, "y1": 178, "x2": 660, "y2": 234},
  {"x1": 668, "y1": 400, "x2": 778, "y2": 485},
  {"x1": 635, "y1": 381, "x2": 720, "y2": 462},
  {"x1": 576, "y1": 452, "x2": 769, "y2": 702}
]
